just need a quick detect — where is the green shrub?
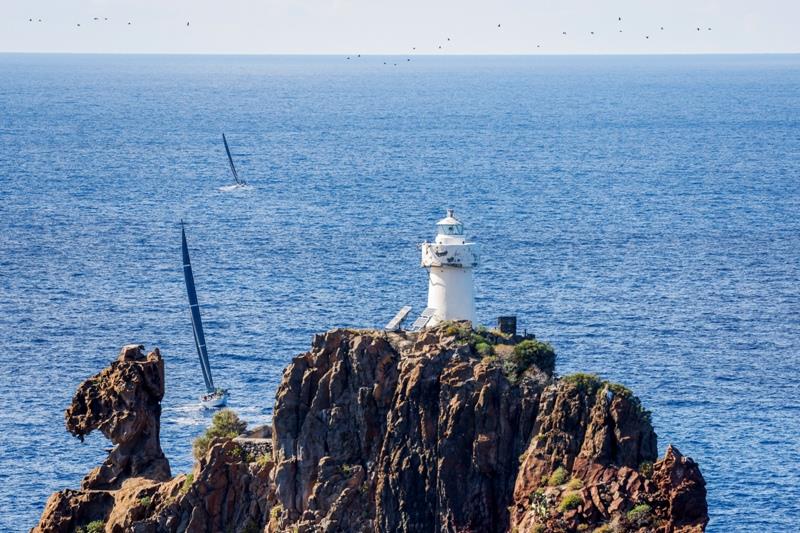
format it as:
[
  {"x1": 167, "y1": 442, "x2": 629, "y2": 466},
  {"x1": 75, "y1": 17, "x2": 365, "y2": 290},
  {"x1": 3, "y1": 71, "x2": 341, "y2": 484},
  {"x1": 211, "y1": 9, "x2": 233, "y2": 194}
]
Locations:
[
  {"x1": 627, "y1": 503, "x2": 652, "y2": 523},
  {"x1": 533, "y1": 525, "x2": 547, "y2": 533},
  {"x1": 475, "y1": 342, "x2": 494, "y2": 356},
  {"x1": 548, "y1": 466, "x2": 568, "y2": 486},
  {"x1": 506, "y1": 339, "x2": 556, "y2": 377},
  {"x1": 592, "y1": 525, "x2": 614, "y2": 533},
  {"x1": 639, "y1": 461, "x2": 654, "y2": 478},
  {"x1": 76, "y1": 521, "x2": 105, "y2": 533},
  {"x1": 180, "y1": 473, "x2": 194, "y2": 495},
  {"x1": 566, "y1": 477, "x2": 583, "y2": 490},
  {"x1": 256, "y1": 452, "x2": 273, "y2": 466},
  {"x1": 193, "y1": 409, "x2": 247, "y2": 460},
  {"x1": 442, "y1": 321, "x2": 470, "y2": 338},
  {"x1": 558, "y1": 491, "x2": 582, "y2": 512},
  {"x1": 562, "y1": 373, "x2": 603, "y2": 393},
  {"x1": 138, "y1": 495, "x2": 151, "y2": 507}
]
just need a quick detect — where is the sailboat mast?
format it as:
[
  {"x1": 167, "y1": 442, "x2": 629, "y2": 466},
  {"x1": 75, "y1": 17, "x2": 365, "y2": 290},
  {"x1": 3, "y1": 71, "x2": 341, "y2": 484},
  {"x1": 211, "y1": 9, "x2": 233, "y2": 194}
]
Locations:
[
  {"x1": 181, "y1": 222, "x2": 215, "y2": 393},
  {"x1": 222, "y1": 133, "x2": 244, "y2": 185}
]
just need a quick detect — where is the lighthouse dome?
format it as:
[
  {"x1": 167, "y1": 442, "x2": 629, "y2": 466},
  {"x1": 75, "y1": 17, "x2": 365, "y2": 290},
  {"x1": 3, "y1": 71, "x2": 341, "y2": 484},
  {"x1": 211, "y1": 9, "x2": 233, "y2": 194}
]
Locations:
[{"x1": 436, "y1": 209, "x2": 464, "y2": 236}]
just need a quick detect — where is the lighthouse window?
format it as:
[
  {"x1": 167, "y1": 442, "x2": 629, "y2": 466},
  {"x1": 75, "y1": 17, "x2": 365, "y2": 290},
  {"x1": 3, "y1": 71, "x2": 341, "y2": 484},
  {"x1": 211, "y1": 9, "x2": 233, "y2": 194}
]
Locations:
[{"x1": 438, "y1": 224, "x2": 464, "y2": 236}]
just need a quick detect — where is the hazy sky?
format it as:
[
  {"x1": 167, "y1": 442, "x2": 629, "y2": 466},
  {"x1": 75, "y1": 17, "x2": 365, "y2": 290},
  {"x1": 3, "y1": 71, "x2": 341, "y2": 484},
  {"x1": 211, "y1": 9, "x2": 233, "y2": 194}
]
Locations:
[{"x1": 2, "y1": 0, "x2": 798, "y2": 55}]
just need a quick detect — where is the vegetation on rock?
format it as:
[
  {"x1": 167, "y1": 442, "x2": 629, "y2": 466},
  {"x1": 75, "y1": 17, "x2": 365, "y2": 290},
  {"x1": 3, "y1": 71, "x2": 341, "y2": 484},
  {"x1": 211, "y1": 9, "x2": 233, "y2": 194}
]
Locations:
[
  {"x1": 180, "y1": 473, "x2": 193, "y2": 494},
  {"x1": 76, "y1": 520, "x2": 104, "y2": 533},
  {"x1": 558, "y1": 492, "x2": 583, "y2": 512},
  {"x1": 256, "y1": 452, "x2": 273, "y2": 466},
  {"x1": 566, "y1": 477, "x2": 583, "y2": 490},
  {"x1": 548, "y1": 466, "x2": 568, "y2": 486},
  {"x1": 626, "y1": 503, "x2": 652, "y2": 523},
  {"x1": 193, "y1": 409, "x2": 247, "y2": 460},
  {"x1": 561, "y1": 372, "x2": 653, "y2": 424},
  {"x1": 506, "y1": 339, "x2": 556, "y2": 378}
]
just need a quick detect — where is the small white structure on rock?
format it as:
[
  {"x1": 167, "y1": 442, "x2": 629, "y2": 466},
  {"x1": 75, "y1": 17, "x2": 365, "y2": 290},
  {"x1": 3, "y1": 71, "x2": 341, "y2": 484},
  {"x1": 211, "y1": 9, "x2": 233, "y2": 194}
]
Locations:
[{"x1": 412, "y1": 209, "x2": 479, "y2": 330}]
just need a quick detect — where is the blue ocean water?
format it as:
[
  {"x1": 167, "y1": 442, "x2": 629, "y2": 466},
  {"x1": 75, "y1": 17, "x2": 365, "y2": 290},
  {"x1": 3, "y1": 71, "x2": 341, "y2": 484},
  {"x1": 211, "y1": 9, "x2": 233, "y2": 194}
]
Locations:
[{"x1": 0, "y1": 54, "x2": 798, "y2": 532}]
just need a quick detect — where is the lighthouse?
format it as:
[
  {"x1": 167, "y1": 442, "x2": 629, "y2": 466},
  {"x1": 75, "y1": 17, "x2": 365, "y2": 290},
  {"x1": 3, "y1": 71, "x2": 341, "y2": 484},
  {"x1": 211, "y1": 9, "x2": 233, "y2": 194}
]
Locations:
[{"x1": 415, "y1": 209, "x2": 479, "y2": 329}]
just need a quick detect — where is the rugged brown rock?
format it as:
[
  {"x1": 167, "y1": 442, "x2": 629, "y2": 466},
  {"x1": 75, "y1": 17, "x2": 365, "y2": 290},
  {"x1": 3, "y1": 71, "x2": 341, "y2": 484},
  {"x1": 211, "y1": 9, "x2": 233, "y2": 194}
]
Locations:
[
  {"x1": 33, "y1": 325, "x2": 708, "y2": 533},
  {"x1": 270, "y1": 326, "x2": 548, "y2": 533},
  {"x1": 510, "y1": 375, "x2": 708, "y2": 532},
  {"x1": 35, "y1": 344, "x2": 172, "y2": 532}
]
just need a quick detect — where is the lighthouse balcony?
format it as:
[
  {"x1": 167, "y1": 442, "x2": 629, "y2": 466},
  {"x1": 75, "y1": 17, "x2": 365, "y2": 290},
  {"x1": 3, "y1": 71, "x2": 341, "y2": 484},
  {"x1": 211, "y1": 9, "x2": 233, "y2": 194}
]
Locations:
[{"x1": 420, "y1": 242, "x2": 479, "y2": 268}]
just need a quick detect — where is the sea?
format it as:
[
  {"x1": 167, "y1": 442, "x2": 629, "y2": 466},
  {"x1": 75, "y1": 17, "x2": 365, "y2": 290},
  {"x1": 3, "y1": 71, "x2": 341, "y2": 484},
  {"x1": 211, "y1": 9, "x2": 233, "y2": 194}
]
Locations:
[{"x1": 0, "y1": 54, "x2": 798, "y2": 532}]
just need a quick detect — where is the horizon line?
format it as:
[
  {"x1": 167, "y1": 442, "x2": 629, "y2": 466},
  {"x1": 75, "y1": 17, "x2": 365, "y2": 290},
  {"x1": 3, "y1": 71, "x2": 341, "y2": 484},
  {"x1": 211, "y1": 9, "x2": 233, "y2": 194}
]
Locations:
[{"x1": 2, "y1": 51, "x2": 799, "y2": 57}]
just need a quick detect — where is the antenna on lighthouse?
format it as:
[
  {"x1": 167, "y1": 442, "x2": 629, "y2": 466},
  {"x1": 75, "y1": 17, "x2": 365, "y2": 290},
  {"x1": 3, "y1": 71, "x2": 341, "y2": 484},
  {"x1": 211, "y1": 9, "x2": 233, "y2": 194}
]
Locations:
[{"x1": 411, "y1": 209, "x2": 479, "y2": 331}]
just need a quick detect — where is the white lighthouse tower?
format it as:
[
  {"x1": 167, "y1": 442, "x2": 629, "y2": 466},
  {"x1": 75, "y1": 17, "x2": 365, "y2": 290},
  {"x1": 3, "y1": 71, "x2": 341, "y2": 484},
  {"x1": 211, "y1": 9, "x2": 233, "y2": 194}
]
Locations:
[{"x1": 413, "y1": 209, "x2": 479, "y2": 329}]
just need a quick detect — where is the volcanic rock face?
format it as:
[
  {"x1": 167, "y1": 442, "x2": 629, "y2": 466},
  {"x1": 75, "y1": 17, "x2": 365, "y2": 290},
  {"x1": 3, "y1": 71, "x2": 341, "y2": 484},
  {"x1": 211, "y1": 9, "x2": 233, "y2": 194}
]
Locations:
[
  {"x1": 33, "y1": 326, "x2": 708, "y2": 533},
  {"x1": 67, "y1": 344, "x2": 171, "y2": 489},
  {"x1": 271, "y1": 327, "x2": 547, "y2": 532},
  {"x1": 510, "y1": 375, "x2": 707, "y2": 532},
  {"x1": 35, "y1": 344, "x2": 172, "y2": 532}
]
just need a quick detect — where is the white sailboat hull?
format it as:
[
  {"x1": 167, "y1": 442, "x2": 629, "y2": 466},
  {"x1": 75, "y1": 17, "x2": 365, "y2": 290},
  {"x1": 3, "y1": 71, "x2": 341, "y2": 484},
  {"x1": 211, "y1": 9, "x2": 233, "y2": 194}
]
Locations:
[
  {"x1": 200, "y1": 391, "x2": 229, "y2": 409},
  {"x1": 218, "y1": 183, "x2": 252, "y2": 192}
]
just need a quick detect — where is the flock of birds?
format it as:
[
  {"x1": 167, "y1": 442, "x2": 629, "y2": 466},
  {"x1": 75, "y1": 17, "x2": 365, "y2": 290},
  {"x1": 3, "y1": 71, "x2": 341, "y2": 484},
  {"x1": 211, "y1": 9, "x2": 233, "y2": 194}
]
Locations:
[
  {"x1": 26, "y1": 15, "x2": 714, "y2": 60},
  {"x1": 26, "y1": 17, "x2": 190, "y2": 27},
  {"x1": 346, "y1": 17, "x2": 715, "y2": 66}
]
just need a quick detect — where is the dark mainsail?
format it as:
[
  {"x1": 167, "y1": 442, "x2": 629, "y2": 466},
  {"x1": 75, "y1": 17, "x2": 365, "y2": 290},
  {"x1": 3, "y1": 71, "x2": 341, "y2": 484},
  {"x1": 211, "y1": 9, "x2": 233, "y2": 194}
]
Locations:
[
  {"x1": 222, "y1": 133, "x2": 245, "y2": 185},
  {"x1": 181, "y1": 221, "x2": 215, "y2": 393}
]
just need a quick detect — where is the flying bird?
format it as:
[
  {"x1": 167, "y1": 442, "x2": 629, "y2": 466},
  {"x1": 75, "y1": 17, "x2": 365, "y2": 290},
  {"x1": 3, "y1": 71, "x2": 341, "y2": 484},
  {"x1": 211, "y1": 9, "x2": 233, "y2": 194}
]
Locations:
[
  {"x1": 618, "y1": 17, "x2": 622, "y2": 21},
  {"x1": 590, "y1": 31, "x2": 594, "y2": 35},
  {"x1": 497, "y1": 24, "x2": 501, "y2": 28},
  {"x1": 660, "y1": 26, "x2": 664, "y2": 30},
  {"x1": 186, "y1": 22, "x2": 190, "y2": 27}
]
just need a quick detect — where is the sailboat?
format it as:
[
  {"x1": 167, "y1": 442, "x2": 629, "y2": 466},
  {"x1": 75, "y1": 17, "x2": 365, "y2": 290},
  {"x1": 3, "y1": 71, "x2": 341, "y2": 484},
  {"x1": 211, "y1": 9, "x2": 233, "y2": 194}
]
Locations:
[
  {"x1": 181, "y1": 221, "x2": 229, "y2": 409},
  {"x1": 219, "y1": 133, "x2": 249, "y2": 191}
]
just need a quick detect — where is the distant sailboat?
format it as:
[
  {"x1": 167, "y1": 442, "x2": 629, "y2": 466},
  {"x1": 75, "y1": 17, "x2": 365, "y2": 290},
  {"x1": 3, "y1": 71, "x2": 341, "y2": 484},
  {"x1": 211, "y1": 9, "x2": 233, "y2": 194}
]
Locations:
[
  {"x1": 181, "y1": 221, "x2": 229, "y2": 408},
  {"x1": 219, "y1": 133, "x2": 249, "y2": 191}
]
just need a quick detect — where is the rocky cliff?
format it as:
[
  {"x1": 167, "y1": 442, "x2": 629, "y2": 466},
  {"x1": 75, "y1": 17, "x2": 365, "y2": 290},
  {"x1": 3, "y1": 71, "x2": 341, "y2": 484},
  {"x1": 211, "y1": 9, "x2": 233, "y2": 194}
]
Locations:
[{"x1": 33, "y1": 324, "x2": 708, "y2": 533}]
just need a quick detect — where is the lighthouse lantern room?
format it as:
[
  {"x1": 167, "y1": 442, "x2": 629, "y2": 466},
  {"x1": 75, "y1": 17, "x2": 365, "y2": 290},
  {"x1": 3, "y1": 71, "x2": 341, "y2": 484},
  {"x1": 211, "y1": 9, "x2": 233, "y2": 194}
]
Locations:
[{"x1": 415, "y1": 209, "x2": 479, "y2": 329}]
